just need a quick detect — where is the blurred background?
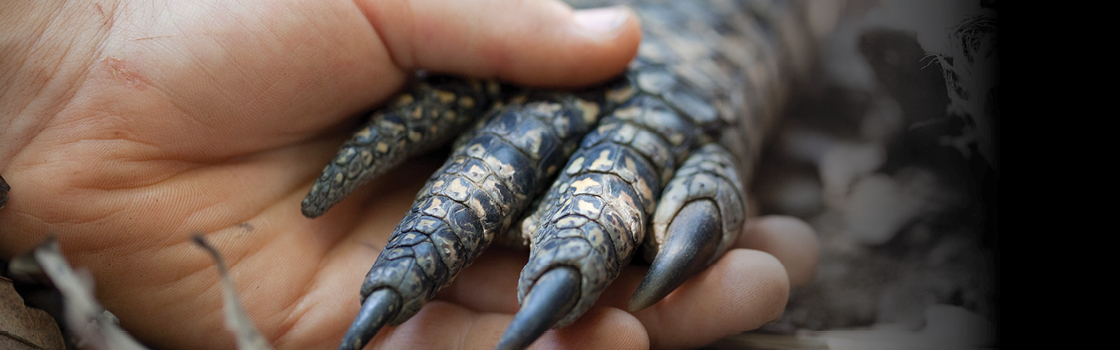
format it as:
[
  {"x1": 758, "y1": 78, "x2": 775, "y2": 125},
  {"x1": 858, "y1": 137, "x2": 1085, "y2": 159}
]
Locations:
[{"x1": 715, "y1": 0, "x2": 998, "y2": 348}]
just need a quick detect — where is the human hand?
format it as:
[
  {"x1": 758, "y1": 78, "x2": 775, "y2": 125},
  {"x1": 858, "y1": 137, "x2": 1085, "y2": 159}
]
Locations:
[{"x1": 0, "y1": 0, "x2": 817, "y2": 349}]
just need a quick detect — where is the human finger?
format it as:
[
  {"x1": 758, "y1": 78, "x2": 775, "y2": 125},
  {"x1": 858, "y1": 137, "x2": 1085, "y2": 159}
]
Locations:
[
  {"x1": 737, "y1": 215, "x2": 819, "y2": 287},
  {"x1": 354, "y1": 0, "x2": 641, "y2": 87},
  {"x1": 370, "y1": 301, "x2": 647, "y2": 350},
  {"x1": 432, "y1": 217, "x2": 818, "y2": 334},
  {"x1": 630, "y1": 249, "x2": 789, "y2": 349}
]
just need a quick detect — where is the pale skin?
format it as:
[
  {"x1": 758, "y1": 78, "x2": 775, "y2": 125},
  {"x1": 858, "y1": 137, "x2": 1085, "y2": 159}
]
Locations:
[{"x1": 0, "y1": 0, "x2": 820, "y2": 349}]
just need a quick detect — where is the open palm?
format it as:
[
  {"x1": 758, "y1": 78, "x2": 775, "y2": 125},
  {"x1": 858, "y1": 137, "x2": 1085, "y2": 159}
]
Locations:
[{"x1": 1, "y1": 0, "x2": 816, "y2": 349}]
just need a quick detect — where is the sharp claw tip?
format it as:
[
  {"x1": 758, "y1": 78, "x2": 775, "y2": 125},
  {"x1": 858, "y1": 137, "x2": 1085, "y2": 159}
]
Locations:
[
  {"x1": 497, "y1": 267, "x2": 581, "y2": 350},
  {"x1": 494, "y1": 337, "x2": 522, "y2": 350},
  {"x1": 629, "y1": 200, "x2": 723, "y2": 312},
  {"x1": 627, "y1": 259, "x2": 685, "y2": 312},
  {"x1": 337, "y1": 289, "x2": 401, "y2": 350},
  {"x1": 627, "y1": 289, "x2": 659, "y2": 313}
]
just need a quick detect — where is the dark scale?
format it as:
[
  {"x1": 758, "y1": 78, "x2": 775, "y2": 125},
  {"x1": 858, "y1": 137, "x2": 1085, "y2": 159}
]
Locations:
[
  {"x1": 338, "y1": 91, "x2": 609, "y2": 350},
  {"x1": 301, "y1": 76, "x2": 502, "y2": 218},
  {"x1": 498, "y1": 1, "x2": 810, "y2": 348},
  {"x1": 316, "y1": 1, "x2": 823, "y2": 349},
  {"x1": 647, "y1": 144, "x2": 747, "y2": 263},
  {"x1": 515, "y1": 92, "x2": 701, "y2": 330}
]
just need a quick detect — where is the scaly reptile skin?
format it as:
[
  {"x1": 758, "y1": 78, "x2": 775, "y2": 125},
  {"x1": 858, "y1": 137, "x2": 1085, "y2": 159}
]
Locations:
[
  {"x1": 303, "y1": 1, "x2": 821, "y2": 349},
  {"x1": 508, "y1": 0, "x2": 806, "y2": 330},
  {"x1": 358, "y1": 92, "x2": 607, "y2": 324},
  {"x1": 301, "y1": 76, "x2": 504, "y2": 218}
]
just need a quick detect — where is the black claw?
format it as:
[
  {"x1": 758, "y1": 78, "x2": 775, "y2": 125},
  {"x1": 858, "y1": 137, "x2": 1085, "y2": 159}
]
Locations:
[
  {"x1": 496, "y1": 267, "x2": 581, "y2": 350},
  {"x1": 338, "y1": 289, "x2": 402, "y2": 350},
  {"x1": 1, "y1": 174, "x2": 9, "y2": 210},
  {"x1": 629, "y1": 200, "x2": 722, "y2": 312}
]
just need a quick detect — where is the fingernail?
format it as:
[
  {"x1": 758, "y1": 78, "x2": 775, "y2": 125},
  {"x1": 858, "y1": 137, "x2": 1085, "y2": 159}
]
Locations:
[{"x1": 574, "y1": 7, "x2": 629, "y2": 34}]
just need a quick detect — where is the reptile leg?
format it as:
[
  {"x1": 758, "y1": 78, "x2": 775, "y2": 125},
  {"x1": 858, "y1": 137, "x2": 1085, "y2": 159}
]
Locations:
[
  {"x1": 301, "y1": 76, "x2": 502, "y2": 218},
  {"x1": 313, "y1": 1, "x2": 828, "y2": 348},
  {"x1": 499, "y1": 0, "x2": 814, "y2": 347},
  {"x1": 338, "y1": 92, "x2": 606, "y2": 350},
  {"x1": 501, "y1": 90, "x2": 700, "y2": 349},
  {"x1": 630, "y1": 143, "x2": 747, "y2": 311}
]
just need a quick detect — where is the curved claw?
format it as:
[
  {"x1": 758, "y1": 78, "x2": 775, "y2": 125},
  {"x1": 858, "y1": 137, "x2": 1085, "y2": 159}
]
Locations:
[
  {"x1": 338, "y1": 289, "x2": 402, "y2": 350},
  {"x1": 629, "y1": 200, "x2": 722, "y2": 312},
  {"x1": 497, "y1": 267, "x2": 581, "y2": 350}
]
